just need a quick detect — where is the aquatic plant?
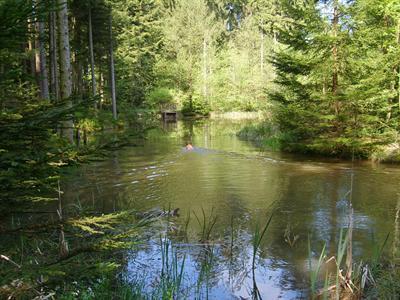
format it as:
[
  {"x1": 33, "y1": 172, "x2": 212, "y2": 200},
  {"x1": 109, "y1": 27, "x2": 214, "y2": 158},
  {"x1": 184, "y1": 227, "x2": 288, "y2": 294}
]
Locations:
[
  {"x1": 0, "y1": 207, "x2": 152, "y2": 299},
  {"x1": 251, "y1": 214, "x2": 273, "y2": 300},
  {"x1": 284, "y1": 223, "x2": 300, "y2": 248},
  {"x1": 159, "y1": 236, "x2": 186, "y2": 299},
  {"x1": 193, "y1": 207, "x2": 218, "y2": 243},
  {"x1": 196, "y1": 245, "x2": 216, "y2": 298},
  {"x1": 308, "y1": 237, "x2": 327, "y2": 298}
]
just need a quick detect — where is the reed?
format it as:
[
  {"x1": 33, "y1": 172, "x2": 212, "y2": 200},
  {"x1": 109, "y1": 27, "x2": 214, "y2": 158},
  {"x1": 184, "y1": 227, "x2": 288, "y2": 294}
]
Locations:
[
  {"x1": 252, "y1": 214, "x2": 273, "y2": 271},
  {"x1": 159, "y1": 235, "x2": 186, "y2": 299},
  {"x1": 196, "y1": 245, "x2": 215, "y2": 298},
  {"x1": 193, "y1": 207, "x2": 217, "y2": 243},
  {"x1": 308, "y1": 236, "x2": 326, "y2": 298},
  {"x1": 251, "y1": 214, "x2": 273, "y2": 300}
]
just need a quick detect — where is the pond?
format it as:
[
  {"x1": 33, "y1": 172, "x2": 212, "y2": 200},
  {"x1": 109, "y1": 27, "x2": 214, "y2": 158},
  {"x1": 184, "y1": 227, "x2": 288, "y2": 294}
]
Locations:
[{"x1": 61, "y1": 119, "x2": 400, "y2": 299}]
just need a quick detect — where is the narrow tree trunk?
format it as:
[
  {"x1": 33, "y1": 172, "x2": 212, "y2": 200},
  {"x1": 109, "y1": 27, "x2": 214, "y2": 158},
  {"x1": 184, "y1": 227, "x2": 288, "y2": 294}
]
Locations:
[
  {"x1": 38, "y1": 22, "x2": 50, "y2": 99},
  {"x1": 260, "y1": 30, "x2": 264, "y2": 76},
  {"x1": 109, "y1": 12, "x2": 117, "y2": 120},
  {"x1": 27, "y1": 20, "x2": 36, "y2": 78},
  {"x1": 35, "y1": 0, "x2": 50, "y2": 100},
  {"x1": 203, "y1": 37, "x2": 208, "y2": 101},
  {"x1": 50, "y1": 8, "x2": 59, "y2": 101},
  {"x1": 71, "y1": 17, "x2": 84, "y2": 98},
  {"x1": 388, "y1": 70, "x2": 395, "y2": 122},
  {"x1": 99, "y1": 68, "x2": 104, "y2": 109},
  {"x1": 35, "y1": 27, "x2": 41, "y2": 91},
  {"x1": 71, "y1": 16, "x2": 79, "y2": 96},
  {"x1": 397, "y1": 19, "x2": 400, "y2": 110},
  {"x1": 57, "y1": 181, "x2": 69, "y2": 258},
  {"x1": 332, "y1": 0, "x2": 339, "y2": 116},
  {"x1": 88, "y1": 1, "x2": 97, "y2": 105},
  {"x1": 57, "y1": 0, "x2": 74, "y2": 143},
  {"x1": 33, "y1": 0, "x2": 41, "y2": 93},
  {"x1": 73, "y1": 57, "x2": 83, "y2": 97}
]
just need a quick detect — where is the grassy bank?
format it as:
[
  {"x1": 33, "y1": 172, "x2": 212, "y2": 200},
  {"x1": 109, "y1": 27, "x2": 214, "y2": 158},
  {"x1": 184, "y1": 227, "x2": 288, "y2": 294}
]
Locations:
[
  {"x1": 237, "y1": 121, "x2": 400, "y2": 162},
  {"x1": 209, "y1": 111, "x2": 264, "y2": 120}
]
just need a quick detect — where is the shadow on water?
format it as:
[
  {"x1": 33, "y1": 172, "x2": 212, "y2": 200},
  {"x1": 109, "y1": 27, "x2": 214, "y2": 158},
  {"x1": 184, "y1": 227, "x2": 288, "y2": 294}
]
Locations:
[{"x1": 58, "y1": 119, "x2": 400, "y2": 299}]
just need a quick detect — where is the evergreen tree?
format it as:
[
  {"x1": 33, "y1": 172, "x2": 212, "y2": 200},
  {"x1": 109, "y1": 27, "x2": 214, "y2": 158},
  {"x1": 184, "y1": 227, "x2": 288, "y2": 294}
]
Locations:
[
  {"x1": 271, "y1": 0, "x2": 357, "y2": 155},
  {"x1": 112, "y1": 0, "x2": 163, "y2": 106},
  {"x1": 271, "y1": 0, "x2": 400, "y2": 156},
  {"x1": 346, "y1": 0, "x2": 400, "y2": 136}
]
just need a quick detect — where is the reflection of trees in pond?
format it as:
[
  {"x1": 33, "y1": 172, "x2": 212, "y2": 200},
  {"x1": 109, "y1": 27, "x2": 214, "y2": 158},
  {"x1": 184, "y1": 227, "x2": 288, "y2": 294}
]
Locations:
[
  {"x1": 161, "y1": 120, "x2": 177, "y2": 132},
  {"x1": 57, "y1": 119, "x2": 400, "y2": 298},
  {"x1": 221, "y1": 228, "x2": 253, "y2": 293},
  {"x1": 181, "y1": 120, "x2": 196, "y2": 144}
]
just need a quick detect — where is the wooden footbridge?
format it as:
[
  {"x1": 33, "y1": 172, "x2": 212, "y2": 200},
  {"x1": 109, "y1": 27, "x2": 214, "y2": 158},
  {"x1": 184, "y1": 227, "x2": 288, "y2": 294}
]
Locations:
[{"x1": 160, "y1": 103, "x2": 177, "y2": 121}]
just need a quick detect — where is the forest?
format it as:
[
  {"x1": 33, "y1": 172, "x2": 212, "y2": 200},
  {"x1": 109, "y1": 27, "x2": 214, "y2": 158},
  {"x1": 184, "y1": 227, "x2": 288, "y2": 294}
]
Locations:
[{"x1": 1, "y1": 0, "x2": 400, "y2": 299}]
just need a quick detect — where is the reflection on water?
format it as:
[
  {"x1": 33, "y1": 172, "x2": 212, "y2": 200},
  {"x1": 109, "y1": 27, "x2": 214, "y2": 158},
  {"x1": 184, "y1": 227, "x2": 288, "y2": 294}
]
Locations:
[{"x1": 62, "y1": 119, "x2": 400, "y2": 299}]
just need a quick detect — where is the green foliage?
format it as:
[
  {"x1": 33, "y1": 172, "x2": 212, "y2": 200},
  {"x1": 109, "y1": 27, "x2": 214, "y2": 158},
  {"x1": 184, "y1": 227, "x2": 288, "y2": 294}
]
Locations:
[
  {"x1": 2, "y1": 0, "x2": 400, "y2": 297},
  {"x1": 157, "y1": 0, "x2": 276, "y2": 113},
  {"x1": 181, "y1": 94, "x2": 211, "y2": 116},
  {"x1": 0, "y1": 101, "x2": 81, "y2": 210},
  {"x1": 59, "y1": 276, "x2": 144, "y2": 300},
  {"x1": 267, "y1": 0, "x2": 400, "y2": 157},
  {"x1": 237, "y1": 121, "x2": 296, "y2": 151},
  {"x1": 113, "y1": 0, "x2": 163, "y2": 106},
  {"x1": 367, "y1": 265, "x2": 400, "y2": 299},
  {"x1": 145, "y1": 87, "x2": 174, "y2": 109},
  {"x1": 0, "y1": 208, "x2": 152, "y2": 299}
]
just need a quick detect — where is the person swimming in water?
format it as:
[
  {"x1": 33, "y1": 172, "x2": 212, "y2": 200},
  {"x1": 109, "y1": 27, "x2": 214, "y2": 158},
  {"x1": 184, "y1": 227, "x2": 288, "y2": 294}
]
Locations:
[{"x1": 185, "y1": 143, "x2": 194, "y2": 150}]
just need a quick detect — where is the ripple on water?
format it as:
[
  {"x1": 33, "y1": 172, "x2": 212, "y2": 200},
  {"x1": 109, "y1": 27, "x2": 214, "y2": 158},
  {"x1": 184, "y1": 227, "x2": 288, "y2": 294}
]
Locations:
[{"x1": 61, "y1": 120, "x2": 400, "y2": 298}]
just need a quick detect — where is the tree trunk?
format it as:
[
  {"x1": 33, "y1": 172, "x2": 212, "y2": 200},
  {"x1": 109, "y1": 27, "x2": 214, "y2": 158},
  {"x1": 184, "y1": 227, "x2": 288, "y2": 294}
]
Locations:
[
  {"x1": 260, "y1": 30, "x2": 264, "y2": 76},
  {"x1": 397, "y1": 19, "x2": 400, "y2": 110},
  {"x1": 88, "y1": 2, "x2": 97, "y2": 106},
  {"x1": 73, "y1": 56, "x2": 83, "y2": 97},
  {"x1": 34, "y1": 0, "x2": 50, "y2": 100},
  {"x1": 57, "y1": 181, "x2": 69, "y2": 259},
  {"x1": 57, "y1": 0, "x2": 74, "y2": 143},
  {"x1": 109, "y1": 11, "x2": 117, "y2": 120},
  {"x1": 332, "y1": 0, "x2": 339, "y2": 116},
  {"x1": 71, "y1": 16, "x2": 84, "y2": 98},
  {"x1": 50, "y1": 7, "x2": 59, "y2": 101},
  {"x1": 99, "y1": 68, "x2": 105, "y2": 109},
  {"x1": 33, "y1": 0, "x2": 41, "y2": 92},
  {"x1": 203, "y1": 37, "x2": 208, "y2": 101},
  {"x1": 27, "y1": 20, "x2": 36, "y2": 78}
]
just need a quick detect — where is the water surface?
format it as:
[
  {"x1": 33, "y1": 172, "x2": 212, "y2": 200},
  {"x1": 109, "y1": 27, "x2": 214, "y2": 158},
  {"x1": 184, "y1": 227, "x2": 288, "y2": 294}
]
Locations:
[{"x1": 62, "y1": 119, "x2": 400, "y2": 299}]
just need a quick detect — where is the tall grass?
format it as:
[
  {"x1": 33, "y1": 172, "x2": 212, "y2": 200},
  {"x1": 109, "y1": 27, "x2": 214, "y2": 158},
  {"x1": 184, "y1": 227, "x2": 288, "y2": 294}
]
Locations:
[
  {"x1": 308, "y1": 224, "x2": 393, "y2": 300},
  {"x1": 193, "y1": 208, "x2": 217, "y2": 243},
  {"x1": 196, "y1": 245, "x2": 216, "y2": 299},
  {"x1": 251, "y1": 214, "x2": 273, "y2": 300},
  {"x1": 159, "y1": 235, "x2": 186, "y2": 299},
  {"x1": 308, "y1": 236, "x2": 326, "y2": 298}
]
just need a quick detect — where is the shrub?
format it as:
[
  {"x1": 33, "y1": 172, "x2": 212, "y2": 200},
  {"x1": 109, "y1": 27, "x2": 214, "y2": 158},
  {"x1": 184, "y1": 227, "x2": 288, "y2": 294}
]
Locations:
[
  {"x1": 181, "y1": 94, "x2": 211, "y2": 116},
  {"x1": 145, "y1": 87, "x2": 174, "y2": 109}
]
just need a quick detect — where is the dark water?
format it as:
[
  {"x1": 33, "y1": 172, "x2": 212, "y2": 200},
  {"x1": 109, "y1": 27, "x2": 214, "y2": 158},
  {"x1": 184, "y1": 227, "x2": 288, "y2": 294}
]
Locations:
[{"x1": 61, "y1": 119, "x2": 400, "y2": 299}]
